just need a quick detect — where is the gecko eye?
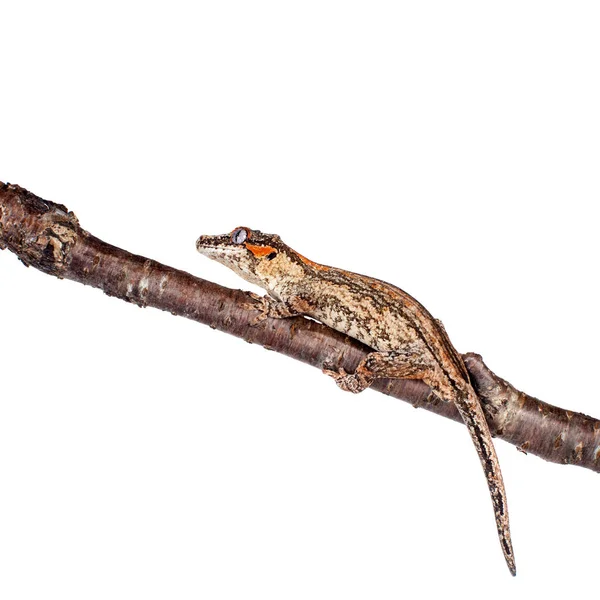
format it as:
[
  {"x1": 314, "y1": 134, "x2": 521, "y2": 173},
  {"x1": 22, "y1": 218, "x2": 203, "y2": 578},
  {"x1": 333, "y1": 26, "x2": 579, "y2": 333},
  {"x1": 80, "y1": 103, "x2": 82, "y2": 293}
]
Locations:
[{"x1": 231, "y1": 228, "x2": 248, "y2": 244}]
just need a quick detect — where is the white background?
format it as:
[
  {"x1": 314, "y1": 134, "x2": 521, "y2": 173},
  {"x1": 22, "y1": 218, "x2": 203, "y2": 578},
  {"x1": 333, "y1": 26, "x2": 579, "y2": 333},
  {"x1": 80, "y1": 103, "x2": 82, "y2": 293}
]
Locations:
[{"x1": 1, "y1": 2, "x2": 599, "y2": 598}]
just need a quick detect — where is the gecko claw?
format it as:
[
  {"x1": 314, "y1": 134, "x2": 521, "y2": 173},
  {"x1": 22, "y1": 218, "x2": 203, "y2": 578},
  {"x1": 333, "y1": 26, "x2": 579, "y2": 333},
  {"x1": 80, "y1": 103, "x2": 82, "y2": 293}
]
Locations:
[{"x1": 322, "y1": 365, "x2": 347, "y2": 378}]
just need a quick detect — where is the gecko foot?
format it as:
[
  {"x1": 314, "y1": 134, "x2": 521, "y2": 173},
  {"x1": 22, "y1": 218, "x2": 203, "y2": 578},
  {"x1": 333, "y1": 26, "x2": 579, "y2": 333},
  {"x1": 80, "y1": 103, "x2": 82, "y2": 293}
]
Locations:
[
  {"x1": 242, "y1": 292, "x2": 269, "y2": 325},
  {"x1": 323, "y1": 366, "x2": 372, "y2": 394}
]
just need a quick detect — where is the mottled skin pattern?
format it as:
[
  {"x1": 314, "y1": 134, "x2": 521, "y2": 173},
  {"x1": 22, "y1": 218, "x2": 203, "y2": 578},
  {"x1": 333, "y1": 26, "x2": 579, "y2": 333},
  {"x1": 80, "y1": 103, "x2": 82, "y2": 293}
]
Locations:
[{"x1": 196, "y1": 227, "x2": 516, "y2": 576}]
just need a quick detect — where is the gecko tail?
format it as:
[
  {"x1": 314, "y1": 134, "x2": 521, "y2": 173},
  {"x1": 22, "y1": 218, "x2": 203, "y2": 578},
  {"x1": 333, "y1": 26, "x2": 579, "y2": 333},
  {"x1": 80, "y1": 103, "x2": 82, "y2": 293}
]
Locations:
[{"x1": 454, "y1": 393, "x2": 516, "y2": 576}]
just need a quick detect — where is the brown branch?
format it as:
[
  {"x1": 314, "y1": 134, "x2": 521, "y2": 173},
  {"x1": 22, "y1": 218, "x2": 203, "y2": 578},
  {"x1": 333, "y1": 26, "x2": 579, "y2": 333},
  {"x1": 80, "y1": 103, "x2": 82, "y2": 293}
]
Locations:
[{"x1": 2, "y1": 182, "x2": 599, "y2": 471}]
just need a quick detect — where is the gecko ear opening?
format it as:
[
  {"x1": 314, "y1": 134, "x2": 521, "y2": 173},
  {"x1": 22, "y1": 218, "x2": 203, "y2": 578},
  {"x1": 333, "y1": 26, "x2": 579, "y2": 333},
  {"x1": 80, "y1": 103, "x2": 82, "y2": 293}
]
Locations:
[{"x1": 265, "y1": 251, "x2": 277, "y2": 261}]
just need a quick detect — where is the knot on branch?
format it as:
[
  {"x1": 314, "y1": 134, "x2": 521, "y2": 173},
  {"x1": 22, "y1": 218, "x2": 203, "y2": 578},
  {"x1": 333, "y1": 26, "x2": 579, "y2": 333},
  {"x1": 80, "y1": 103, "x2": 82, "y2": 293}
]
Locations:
[{"x1": 0, "y1": 182, "x2": 80, "y2": 277}]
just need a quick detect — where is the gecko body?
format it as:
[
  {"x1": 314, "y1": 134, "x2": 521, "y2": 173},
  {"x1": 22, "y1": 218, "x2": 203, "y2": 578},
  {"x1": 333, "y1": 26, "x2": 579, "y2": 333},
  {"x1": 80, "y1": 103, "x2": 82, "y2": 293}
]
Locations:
[{"x1": 196, "y1": 226, "x2": 515, "y2": 575}]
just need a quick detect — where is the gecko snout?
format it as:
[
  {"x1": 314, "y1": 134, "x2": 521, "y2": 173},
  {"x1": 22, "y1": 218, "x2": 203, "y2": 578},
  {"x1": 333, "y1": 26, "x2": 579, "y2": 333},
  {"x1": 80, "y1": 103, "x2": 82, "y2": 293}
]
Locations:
[{"x1": 196, "y1": 235, "x2": 209, "y2": 249}]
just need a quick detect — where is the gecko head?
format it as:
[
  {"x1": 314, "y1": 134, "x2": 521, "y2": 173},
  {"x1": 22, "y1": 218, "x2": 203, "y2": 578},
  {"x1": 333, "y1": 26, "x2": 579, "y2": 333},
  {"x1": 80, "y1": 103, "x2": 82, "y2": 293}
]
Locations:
[{"x1": 196, "y1": 227, "x2": 304, "y2": 291}]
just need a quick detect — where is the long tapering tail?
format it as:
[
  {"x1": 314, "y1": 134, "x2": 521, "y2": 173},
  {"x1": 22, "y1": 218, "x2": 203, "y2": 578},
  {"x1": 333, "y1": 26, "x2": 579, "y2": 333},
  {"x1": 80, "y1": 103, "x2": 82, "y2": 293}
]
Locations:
[{"x1": 454, "y1": 391, "x2": 516, "y2": 576}]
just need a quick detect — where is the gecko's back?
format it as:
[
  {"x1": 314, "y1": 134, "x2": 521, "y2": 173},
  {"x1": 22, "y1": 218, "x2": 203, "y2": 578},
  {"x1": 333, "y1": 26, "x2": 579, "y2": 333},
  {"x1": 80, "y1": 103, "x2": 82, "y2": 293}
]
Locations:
[{"x1": 274, "y1": 262, "x2": 471, "y2": 397}]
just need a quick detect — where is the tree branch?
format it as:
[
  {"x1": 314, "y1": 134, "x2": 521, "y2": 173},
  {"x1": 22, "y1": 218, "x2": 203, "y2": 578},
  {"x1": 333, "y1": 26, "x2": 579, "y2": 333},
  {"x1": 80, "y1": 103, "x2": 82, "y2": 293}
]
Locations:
[{"x1": 2, "y1": 182, "x2": 599, "y2": 472}]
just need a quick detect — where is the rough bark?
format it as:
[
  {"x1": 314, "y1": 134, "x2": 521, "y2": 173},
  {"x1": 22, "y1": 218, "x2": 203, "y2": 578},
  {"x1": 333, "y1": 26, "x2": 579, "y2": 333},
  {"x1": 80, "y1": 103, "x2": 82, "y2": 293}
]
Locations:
[{"x1": 2, "y1": 182, "x2": 599, "y2": 471}]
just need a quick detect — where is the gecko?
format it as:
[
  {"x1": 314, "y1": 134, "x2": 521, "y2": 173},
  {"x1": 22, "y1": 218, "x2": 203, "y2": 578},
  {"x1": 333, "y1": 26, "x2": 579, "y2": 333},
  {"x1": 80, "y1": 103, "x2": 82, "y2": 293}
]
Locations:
[{"x1": 196, "y1": 226, "x2": 516, "y2": 576}]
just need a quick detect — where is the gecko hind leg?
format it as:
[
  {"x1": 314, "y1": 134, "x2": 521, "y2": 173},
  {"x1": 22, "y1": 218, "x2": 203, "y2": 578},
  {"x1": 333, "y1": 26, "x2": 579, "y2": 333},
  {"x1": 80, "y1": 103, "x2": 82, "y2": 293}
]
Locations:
[
  {"x1": 324, "y1": 347, "x2": 434, "y2": 394},
  {"x1": 325, "y1": 348, "x2": 517, "y2": 574}
]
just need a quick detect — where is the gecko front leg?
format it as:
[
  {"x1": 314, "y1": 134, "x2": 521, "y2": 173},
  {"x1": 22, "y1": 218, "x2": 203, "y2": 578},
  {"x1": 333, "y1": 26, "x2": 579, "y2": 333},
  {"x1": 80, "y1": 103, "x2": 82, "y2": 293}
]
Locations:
[{"x1": 244, "y1": 293, "x2": 312, "y2": 324}]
